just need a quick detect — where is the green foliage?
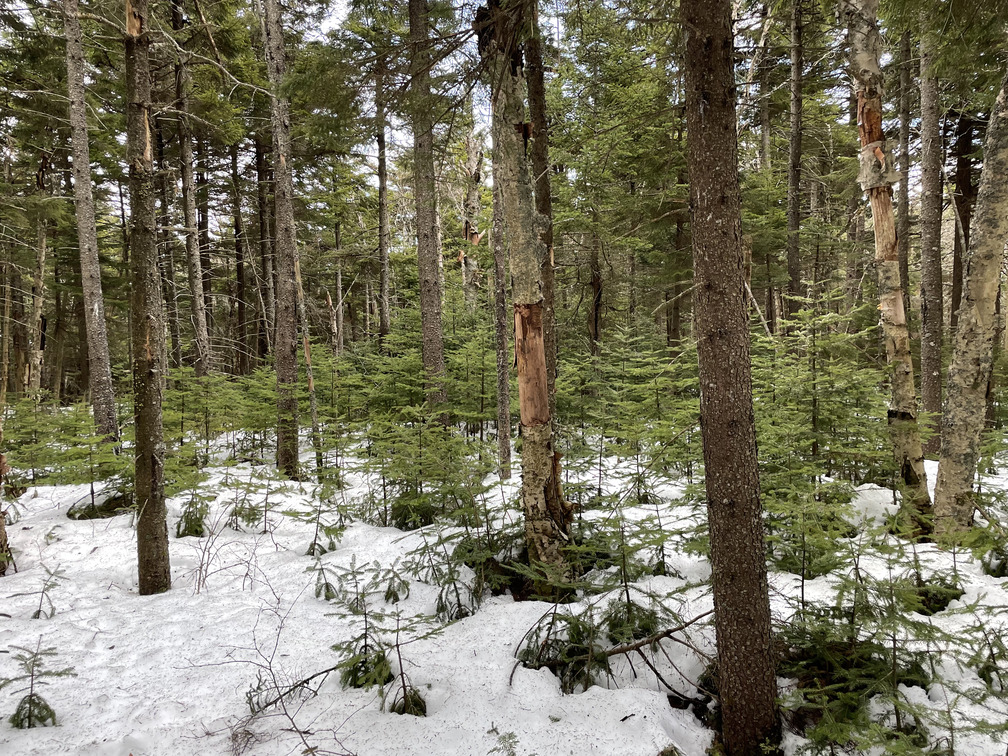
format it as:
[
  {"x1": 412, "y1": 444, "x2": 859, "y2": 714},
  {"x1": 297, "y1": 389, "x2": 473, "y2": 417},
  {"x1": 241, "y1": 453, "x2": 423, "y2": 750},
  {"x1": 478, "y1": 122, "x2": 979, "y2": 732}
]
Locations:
[
  {"x1": 518, "y1": 607, "x2": 611, "y2": 694},
  {"x1": 0, "y1": 638, "x2": 75, "y2": 729}
]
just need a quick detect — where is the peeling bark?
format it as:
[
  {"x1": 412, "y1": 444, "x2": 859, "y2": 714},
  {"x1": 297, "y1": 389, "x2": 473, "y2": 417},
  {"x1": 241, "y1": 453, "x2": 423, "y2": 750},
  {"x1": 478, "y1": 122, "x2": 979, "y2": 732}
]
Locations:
[{"x1": 935, "y1": 70, "x2": 1008, "y2": 536}]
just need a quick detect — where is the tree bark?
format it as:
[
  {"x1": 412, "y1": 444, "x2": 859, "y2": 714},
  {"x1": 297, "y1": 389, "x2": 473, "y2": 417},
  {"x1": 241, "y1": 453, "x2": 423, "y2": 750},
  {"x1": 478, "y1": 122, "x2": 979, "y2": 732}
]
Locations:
[
  {"x1": 154, "y1": 120, "x2": 181, "y2": 373},
  {"x1": 919, "y1": 26, "x2": 943, "y2": 457},
  {"x1": 126, "y1": 0, "x2": 170, "y2": 595},
  {"x1": 525, "y1": 1, "x2": 558, "y2": 418},
  {"x1": 409, "y1": 0, "x2": 447, "y2": 404},
  {"x1": 255, "y1": 133, "x2": 275, "y2": 357},
  {"x1": 461, "y1": 98, "x2": 483, "y2": 312},
  {"x1": 230, "y1": 142, "x2": 248, "y2": 374},
  {"x1": 786, "y1": 0, "x2": 803, "y2": 319},
  {"x1": 951, "y1": 115, "x2": 975, "y2": 340},
  {"x1": 683, "y1": 1, "x2": 781, "y2": 753},
  {"x1": 262, "y1": 0, "x2": 300, "y2": 478},
  {"x1": 841, "y1": 0, "x2": 931, "y2": 532},
  {"x1": 376, "y1": 56, "x2": 391, "y2": 340},
  {"x1": 491, "y1": 176, "x2": 511, "y2": 479},
  {"x1": 896, "y1": 32, "x2": 913, "y2": 326},
  {"x1": 27, "y1": 215, "x2": 46, "y2": 398},
  {"x1": 196, "y1": 136, "x2": 212, "y2": 331},
  {"x1": 934, "y1": 70, "x2": 1008, "y2": 536},
  {"x1": 63, "y1": 0, "x2": 119, "y2": 439},
  {"x1": 478, "y1": 0, "x2": 571, "y2": 592}
]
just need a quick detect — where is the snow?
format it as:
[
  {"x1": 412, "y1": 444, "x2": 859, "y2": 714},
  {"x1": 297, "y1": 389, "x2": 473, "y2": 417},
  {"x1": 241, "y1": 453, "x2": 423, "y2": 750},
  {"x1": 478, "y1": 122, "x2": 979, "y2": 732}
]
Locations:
[{"x1": 1, "y1": 447, "x2": 1007, "y2": 756}]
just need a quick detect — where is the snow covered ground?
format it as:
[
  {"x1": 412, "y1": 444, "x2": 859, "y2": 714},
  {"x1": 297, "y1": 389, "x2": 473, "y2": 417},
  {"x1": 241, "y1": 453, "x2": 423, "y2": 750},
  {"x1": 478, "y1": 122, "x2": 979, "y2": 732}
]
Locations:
[{"x1": 1, "y1": 449, "x2": 1006, "y2": 756}]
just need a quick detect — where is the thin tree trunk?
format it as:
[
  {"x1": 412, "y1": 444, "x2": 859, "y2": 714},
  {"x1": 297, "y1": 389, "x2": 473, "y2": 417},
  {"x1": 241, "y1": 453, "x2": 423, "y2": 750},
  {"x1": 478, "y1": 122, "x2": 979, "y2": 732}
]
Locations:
[
  {"x1": 0, "y1": 255, "x2": 10, "y2": 442},
  {"x1": 196, "y1": 136, "x2": 212, "y2": 332},
  {"x1": 588, "y1": 229, "x2": 602, "y2": 356},
  {"x1": 842, "y1": 0, "x2": 931, "y2": 532},
  {"x1": 919, "y1": 25, "x2": 943, "y2": 457},
  {"x1": 409, "y1": 0, "x2": 447, "y2": 405},
  {"x1": 154, "y1": 120, "x2": 181, "y2": 372},
  {"x1": 461, "y1": 99, "x2": 483, "y2": 312},
  {"x1": 126, "y1": 0, "x2": 170, "y2": 595},
  {"x1": 262, "y1": 0, "x2": 300, "y2": 478},
  {"x1": 897, "y1": 32, "x2": 913, "y2": 326},
  {"x1": 376, "y1": 56, "x2": 391, "y2": 340},
  {"x1": 683, "y1": 0, "x2": 781, "y2": 751},
  {"x1": 786, "y1": 0, "x2": 803, "y2": 319},
  {"x1": 525, "y1": 2, "x2": 558, "y2": 419},
  {"x1": 934, "y1": 70, "x2": 1008, "y2": 536},
  {"x1": 479, "y1": 1, "x2": 571, "y2": 593},
  {"x1": 335, "y1": 255, "x2": 344, "y2": 354},
  {"x1": 230, "y1": 142, "x2": 248, "y2": 374},
  {"x1": 951, "y1": 115, "x2": 975, "y2": 340},
  {"x1": 63, "y1": 0, "x2": 118, "y2": 438},
  {"x1": 294, "y1": 259, "x2": 323, "y2": 474},
  {"x1": 492, "y1": 176, "x2": 511, "y2": 479},
  {"x1": 255, "y1": 133, "x2": 275, "y2": 357}
]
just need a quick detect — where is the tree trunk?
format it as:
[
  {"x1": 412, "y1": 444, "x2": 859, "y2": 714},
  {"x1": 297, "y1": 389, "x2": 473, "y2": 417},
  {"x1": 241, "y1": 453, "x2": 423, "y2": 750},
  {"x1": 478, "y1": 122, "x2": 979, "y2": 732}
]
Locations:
[
  {"x1": 154, "y1": 120, "x2": 181, "y2": 372},
  {"x1": 683, "y1": 1, "x2": 781, "y2": 753},
  {"x1": 335, "y1": 255, "x2": 344, "y2": 355},
  {"x1": 934, "y1": 70, "x2": 1008, "y2": 536},
  {"x1": 294, "y1": 259, "x2": 323, "y2": 474},
  {"x1": 376, "y1": 56, "x2": 391, "y2": 340},
  {"x1": 588, "y1": 230, "x2": 602, "y2": 356},
  {"x1": 786, "y1": 0, "x2": 803, "y2": 320},
  {"x1": 262, "y1": 0, "x2": 300, "y2": 478},
  {"x1": 255, "y1": 133, "x2": 275, "y2": 357},
  {"x1": 492, "y1": 176, "x2": 511, "y2": 479},
  {"x1": 196, "y1": 136, "x2": 212, "y2": 332},
  {"x1": 525, "y1": 2, "x2": 558, "y2": 418},
  {"x1": 126, "y1": 0, "x2": 170, "y2": 595},
  {"x1": 896, "y1": 32, "x2": 913, "y2": 327},
  {"x1": 841, "y1": 0, "x2": 931, "y2": 532},
  {"x1": 919, "y1": 26, "x2": 943, "y2": 457},
  {"x1": 951, "y1": 115, "x2": 975, "y2": 340},
  {"x1": 409, "y1": 0, "x2": 447, "y2": 405},
  {"x1": 683, "y1": 1, "x2": 780, "y2": 752},
  {"x1": 461, "y1": 99, "x2": 483, "y2": 312},
  {"x1": 479, "y1": 0, "x2": 572, "y2": 593},
  {"x1": 27, "y1": 214, "x2": 47, "y2": 398},
  {"x1": 63, "y1": 0, "x2": 119, "y2": 438},
  {"x1": 230, "y1": 142, "x2": 248, "y2": 374}
]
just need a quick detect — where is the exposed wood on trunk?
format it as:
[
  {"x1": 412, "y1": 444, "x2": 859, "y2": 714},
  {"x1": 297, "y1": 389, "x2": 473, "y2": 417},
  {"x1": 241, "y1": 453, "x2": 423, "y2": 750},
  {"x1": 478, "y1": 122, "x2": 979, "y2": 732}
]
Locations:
[
  {"x1": 478, "y1": 0, "x2": 571, "y2": 593},
  {"x1": 409, "y1": 0, "x2": 447, "y2": 405},
  {"x1": 126, "y1": 0, "x2": 170, "y2": 595},
  {"x1": 841, "y1": 0, "x2": 931, "y2": 533},
  {"x1": 262, "y1": 0, "x2": 300, "y2": 478},
  {"x1": 683, "y1": 0, "x2": 781, "y2": 751},
  {"x1": 935, "y1": 70, "x2": 1008, "y2": 536},
  {"x1": 62, "y1": 0, "x2": 119, "y2": 439},
  {"x1": 919, "y1": 26, "x2": 943, "y2": 457},
  {"x1": 525, "y1": 1, "x2": 558, "y2": 419},
  {"x1": 786, "y1": 0, "x2": 803, "y2": 320}
]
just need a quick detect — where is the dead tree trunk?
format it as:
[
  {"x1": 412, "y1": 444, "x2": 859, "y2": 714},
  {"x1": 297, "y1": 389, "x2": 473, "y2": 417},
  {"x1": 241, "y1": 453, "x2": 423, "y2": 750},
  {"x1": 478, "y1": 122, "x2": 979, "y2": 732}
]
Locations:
[
  {"x1": 126, "y1": 0, "x2": 170, "y2": 595},
  {"x1": 841, "y1": 0, "x2": 931, "y2": 533},
  {"x1": 478, "y1": 0, "x2": 572, "y2": 593},
  {"x1": 934, "y1": 70, "x2": 1008, "y2": 536},
  {"x1": 63, "y1": 0, "x2": 119, "y2": 439}
]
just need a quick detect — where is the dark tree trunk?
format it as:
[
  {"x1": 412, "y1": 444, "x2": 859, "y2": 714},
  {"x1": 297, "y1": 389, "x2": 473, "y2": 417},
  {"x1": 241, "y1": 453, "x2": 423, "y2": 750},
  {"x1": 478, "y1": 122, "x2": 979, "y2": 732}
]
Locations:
[
  {"x1": 491, "y1": 176, "x2": 511, "y2": 479},
  {"x1": 126, "y1": 0, "x2": 170, "y2": 595},
  {"x1": 262, "y1": 0, "x2": 300, "y2": 477},
  {"x1": 409, "y1": 0, "x2": 447, "y2": 404},
  {"x1": 951, "y1": 115, "x2": 976, "y2": 340},
  {"x1": 255, "y1": 133, "x2": 275, "y2": 357},
  {"x1": 376, "y1": 55, "x2": 391, "y2": 340},
  {"x1": 230, "y1": 142, "x2": 248, "y2": 374},
  {"x1": 683, "y1": 0, "x2": 781, "y2": 752},
  {"x1": 153, "y1": 122, "x2": 181, "y2": 371},
  {"x1": 63, "y1": 0, "x2": 118, "y2": 439},
  {"x1": 897, "y1": 32, "x2": 913, "y2": 328},
  {"x1": 786, "y1": 0, "x2": 803, "y2": 319}
]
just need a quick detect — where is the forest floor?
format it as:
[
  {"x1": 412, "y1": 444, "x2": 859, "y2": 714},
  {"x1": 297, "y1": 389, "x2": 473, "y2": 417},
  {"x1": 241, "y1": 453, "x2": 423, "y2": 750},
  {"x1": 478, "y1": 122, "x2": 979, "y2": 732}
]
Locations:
[{"x1": 1, "y1": 439, "x2": 1006, "y2": 756}]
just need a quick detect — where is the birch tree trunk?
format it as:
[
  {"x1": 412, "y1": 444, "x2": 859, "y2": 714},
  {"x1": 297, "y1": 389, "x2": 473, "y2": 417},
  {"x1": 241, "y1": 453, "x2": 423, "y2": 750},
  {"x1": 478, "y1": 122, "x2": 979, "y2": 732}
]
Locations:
[
  {"x1": 262, "y1": 0, "x2": 300, "y2": 478},
  {"x1": 841, "y1": 0, "x2": 931, "y2": 533},
  {"x1": 409, "y1": 0, "x2": 447, "y2": 404},
  {"x1": 63, "y1": 0, "x2": 119, "y2": 440},
  {"x1": 919, "y1": 25, "x2": 943, "y2": 457},
  {"x1": 126, "y1": 0, "x2": 170, "y2": 595},
  {"x1": 478, "y1": 0, "x2": 572, "y2": 592},
  {"x1": 683, "y1": 0, "x2": 780, "y2": 751},
  {"x1": 934, "y1": 70, "x2": 1008, "y2": 536}
]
